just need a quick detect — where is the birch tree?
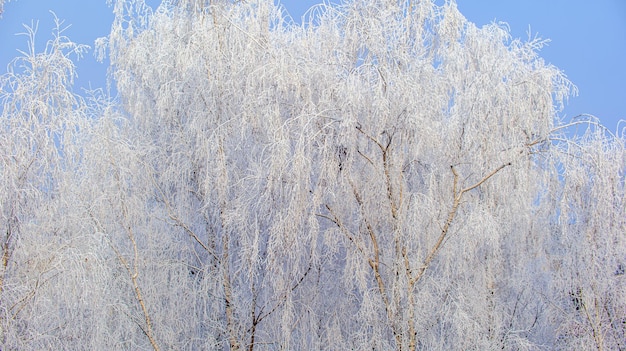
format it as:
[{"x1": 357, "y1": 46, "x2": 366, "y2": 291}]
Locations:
[
  {"x1": 0, "y1": 0, "x2": 623, "y2": 350},
  {"x1": 0, "y1": 18, "x2": 99, "y2": 349},
  {"x1": 545, "y1": 122, "x2": 625, "y2": 350},
  {"x1": 100, "y1": 0, "x2": 582, "y2": 349}
]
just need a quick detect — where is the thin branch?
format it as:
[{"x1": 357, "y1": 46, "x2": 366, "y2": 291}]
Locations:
[
  {"x1": 254, "y1": 261, "x2": 314, "y2": 326},
  {"x1": 410, "y1": 163, "x2": 511, "y2": 286},
  {"x1": 148, "y1": 167, "x2": 221, "y2": 262},
  {"x1": 356, "y1": 148, "x2": 375, "y2": 167},
  {"x1": 322, "y1": 204, "x2": 368, "y2": 259},
  {"x1": 355, "y1": 124, "x2": 385, "y2": 151},
  {"x1": 460, "y1": 162, "x2": 511, "y2": 194}
]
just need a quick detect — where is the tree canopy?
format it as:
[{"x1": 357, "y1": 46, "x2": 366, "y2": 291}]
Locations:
[{"x1": 0, "y1": 1, "x2": 624, "y2": 350}]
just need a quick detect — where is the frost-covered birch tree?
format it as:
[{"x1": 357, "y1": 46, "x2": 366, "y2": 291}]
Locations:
[
  {"x1": 0, "y1": 0, "x2": 623, "y2": 350},
  {"x1": 0, "y1": 18, "x2": 99, "y2": 348},
  {"x1": 545, "y1": 123, "x2": 625, "y2": 350}
]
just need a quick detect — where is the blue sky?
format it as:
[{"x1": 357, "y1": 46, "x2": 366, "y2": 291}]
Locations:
[{"x1": 1, "y1": 0, "x2": 624, "y2": 131}]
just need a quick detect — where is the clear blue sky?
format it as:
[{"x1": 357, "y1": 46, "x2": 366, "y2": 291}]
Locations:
[{"x1": 1, "y1": 0, "x2": 624, "y2": 131}]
